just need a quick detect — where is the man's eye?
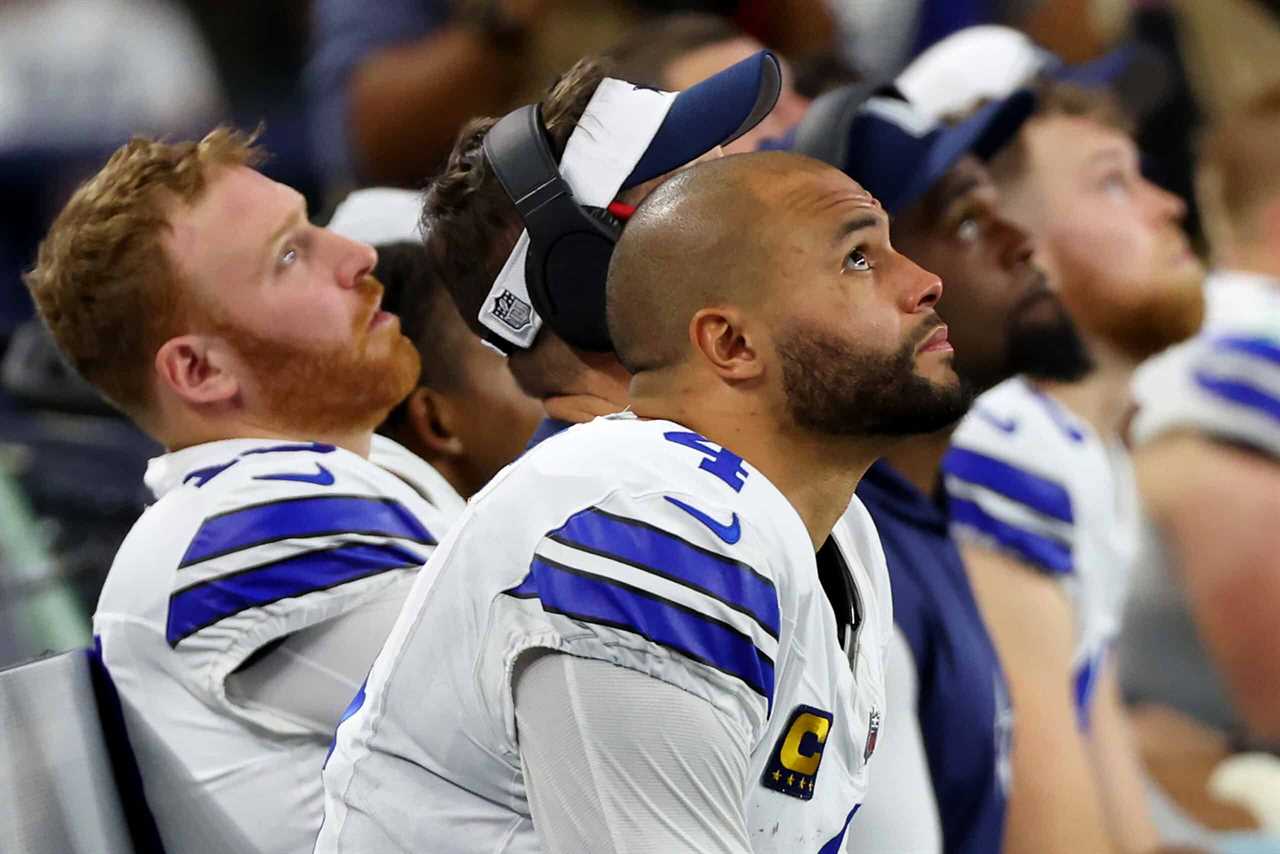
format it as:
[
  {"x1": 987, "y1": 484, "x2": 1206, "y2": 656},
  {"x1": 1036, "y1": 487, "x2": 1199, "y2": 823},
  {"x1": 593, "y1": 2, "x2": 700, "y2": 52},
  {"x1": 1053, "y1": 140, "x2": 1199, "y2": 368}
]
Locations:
[
  {"x1": 955, "y1": 218, "x2": 981, "y2": 243},
  {"x1": 844, "y1": 249, "x2": 871, "y2": 272},
  {"x1": 1101, "y1": 172, "x2": 1131, "y2": 198}
]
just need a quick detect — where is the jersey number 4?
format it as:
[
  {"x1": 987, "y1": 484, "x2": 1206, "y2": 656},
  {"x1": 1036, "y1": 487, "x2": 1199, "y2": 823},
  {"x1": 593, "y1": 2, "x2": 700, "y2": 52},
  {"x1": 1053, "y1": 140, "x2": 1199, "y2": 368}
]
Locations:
[{"x1": 663, "y1": 431, "x2": 748, "y2": 492}]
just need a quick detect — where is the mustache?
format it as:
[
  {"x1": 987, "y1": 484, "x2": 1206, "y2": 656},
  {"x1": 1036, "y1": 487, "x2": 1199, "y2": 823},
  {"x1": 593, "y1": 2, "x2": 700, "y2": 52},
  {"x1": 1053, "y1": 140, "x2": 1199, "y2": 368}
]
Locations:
[
  {"x1": 354, "y1": 275, "x2": 385, "y2": 333},
  {"x1": 909, "y1": 312, "x2": 945, "y2": 350}
]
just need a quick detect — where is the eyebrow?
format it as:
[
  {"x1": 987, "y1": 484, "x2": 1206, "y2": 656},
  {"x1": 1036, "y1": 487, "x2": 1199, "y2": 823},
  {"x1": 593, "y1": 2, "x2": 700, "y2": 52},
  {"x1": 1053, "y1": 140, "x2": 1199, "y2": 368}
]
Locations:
[
  {"x1": 1083, "y1": 146, "x2": 1135, "y2": 169},
  {"x1": 935, "y1": 173, "x2": 984, "y2": 215},
  {"x1": 834, "y1": 213, "x2": 882, "y2": 245}
]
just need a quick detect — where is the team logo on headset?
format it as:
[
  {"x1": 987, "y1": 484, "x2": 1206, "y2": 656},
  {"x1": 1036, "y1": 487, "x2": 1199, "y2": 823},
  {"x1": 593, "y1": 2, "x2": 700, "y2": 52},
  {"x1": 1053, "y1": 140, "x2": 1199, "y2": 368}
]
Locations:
[{"x1": 492, "y1": 290, "x2": 533, "y2": 332}]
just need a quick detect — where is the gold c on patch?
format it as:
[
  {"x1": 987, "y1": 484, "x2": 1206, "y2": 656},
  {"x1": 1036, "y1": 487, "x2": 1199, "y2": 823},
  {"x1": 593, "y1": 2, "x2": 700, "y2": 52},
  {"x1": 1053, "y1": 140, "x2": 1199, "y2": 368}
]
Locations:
[{"x1": 761, "y1": 704, "x2": 833, "y2": 800}]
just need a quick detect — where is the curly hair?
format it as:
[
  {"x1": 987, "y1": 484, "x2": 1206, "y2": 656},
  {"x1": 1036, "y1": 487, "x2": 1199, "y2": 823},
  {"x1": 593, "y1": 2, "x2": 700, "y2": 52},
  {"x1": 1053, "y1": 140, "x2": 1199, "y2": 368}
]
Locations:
[{"x1": 419, "y1": 57, "x2": 611, "y2": 398}]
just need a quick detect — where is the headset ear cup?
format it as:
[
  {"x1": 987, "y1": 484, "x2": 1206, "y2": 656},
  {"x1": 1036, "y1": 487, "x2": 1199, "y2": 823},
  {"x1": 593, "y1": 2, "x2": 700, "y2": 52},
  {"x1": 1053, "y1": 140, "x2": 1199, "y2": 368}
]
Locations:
[{"x1": 527, "y1": 206, "x2": 620, "y2": 352}]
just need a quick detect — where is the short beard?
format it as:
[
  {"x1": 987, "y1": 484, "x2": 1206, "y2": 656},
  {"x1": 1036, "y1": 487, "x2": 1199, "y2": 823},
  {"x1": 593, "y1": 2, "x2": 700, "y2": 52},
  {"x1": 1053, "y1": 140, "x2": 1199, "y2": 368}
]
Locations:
[
  {"x1": 1005, "y1": 288, "x2": 1094, "y2": 384},
  {"x1": 1067, "y1": 272, "x2": 1206, "y2": 362},
  {"x1": 777, "y1": 321, "x2": 973, "y2": 439},
  {"x1": 208, "y1": 280, "x2": 421, "y2": 439}
]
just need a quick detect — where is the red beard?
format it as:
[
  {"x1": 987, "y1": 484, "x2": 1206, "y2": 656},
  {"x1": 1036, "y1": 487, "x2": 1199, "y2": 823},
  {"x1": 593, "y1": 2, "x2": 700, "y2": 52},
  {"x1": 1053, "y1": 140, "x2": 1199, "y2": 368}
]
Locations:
[{"x1": 208, "y1": 277, "x2": 421, "y2": 437}]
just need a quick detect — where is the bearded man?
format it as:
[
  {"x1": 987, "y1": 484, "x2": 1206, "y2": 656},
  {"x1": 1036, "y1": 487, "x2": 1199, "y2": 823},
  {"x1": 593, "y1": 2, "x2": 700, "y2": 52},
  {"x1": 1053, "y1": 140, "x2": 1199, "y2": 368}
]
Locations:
[{"x1": 25, "y1": 129, "x2": 455, "y2": 854}]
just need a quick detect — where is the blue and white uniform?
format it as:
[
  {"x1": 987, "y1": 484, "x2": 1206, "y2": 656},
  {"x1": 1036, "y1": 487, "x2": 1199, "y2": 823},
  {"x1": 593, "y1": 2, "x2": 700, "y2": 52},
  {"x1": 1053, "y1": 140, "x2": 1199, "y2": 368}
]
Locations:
[
  {"x1": 845, "y1": 461, "x2": 1013, "y2": 854},
  {"x1": 1121, "y1": 271, "x2": 1280, "y2": 727},
  {"x1": 94, "y1": 436, "x2": 454, "y2": 854},
  {"x1": 1132, "y1": 270, "x2": 1280, "y2": 457},
  {"x1": 318, "y1": 413, "x2": 885, "y2": 853},
  {"x1": 942, "y1": 378, "x2": 1141, "y2": 726}
]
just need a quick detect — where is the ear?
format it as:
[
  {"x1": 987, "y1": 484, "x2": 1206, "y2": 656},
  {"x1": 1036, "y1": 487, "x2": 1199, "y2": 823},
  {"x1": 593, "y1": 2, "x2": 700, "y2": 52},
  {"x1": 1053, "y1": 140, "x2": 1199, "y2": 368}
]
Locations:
[
  {"x1": 689, "y1": 306, "x2": 762, "y2": 382},
  {"x1": 154, "y1": 335, "x2": 239, "y2": 406},
  {"x1": 405, "y1": 387, "x2": 465, "y2": 458}
]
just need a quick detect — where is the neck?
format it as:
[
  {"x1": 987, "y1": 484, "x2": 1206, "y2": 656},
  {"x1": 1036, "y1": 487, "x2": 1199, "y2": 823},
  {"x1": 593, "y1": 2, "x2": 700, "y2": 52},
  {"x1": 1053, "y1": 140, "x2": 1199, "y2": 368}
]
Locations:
[
  {"x1": 1224, "y1": 246, "x2": 1280, "y2": 282},
  {"x1": 542, "y1": 362, "x2": 632, "y2": 424},
  {"x1": 880, "y1": 427, "x2": 954, "y2": 497},
  {"x1": 542, "y1": 392, "x2": 626, "y2": 424},
  {"x1": 636, "y1": 391, "x2": 878, "y2": 549},
  {"x1": 1036, "y1": 339, "x2": 1134, "y2": 439}
]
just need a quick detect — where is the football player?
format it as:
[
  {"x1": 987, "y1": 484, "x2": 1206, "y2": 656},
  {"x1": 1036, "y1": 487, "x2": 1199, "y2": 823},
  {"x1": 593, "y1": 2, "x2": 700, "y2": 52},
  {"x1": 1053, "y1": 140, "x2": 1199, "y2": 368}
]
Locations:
[
  {"x1": 787, "y1": 85, "x2": 1092, "y2": 853},
  {"x1": 25, "y1": 132, "x2": 456, "y2": 853},
  {"x1": 418, "y1": 49, "x2": 891, "y2": 844},
  {"x1": 317, "y1": 150, "x2": 967, "y2": 854},
  {"x1": 929, "y1": 72, "x2": 1203, "y2": 854},
  {"x1": 1130, "y1": 87, "x2": 1280, "y2": 743}
]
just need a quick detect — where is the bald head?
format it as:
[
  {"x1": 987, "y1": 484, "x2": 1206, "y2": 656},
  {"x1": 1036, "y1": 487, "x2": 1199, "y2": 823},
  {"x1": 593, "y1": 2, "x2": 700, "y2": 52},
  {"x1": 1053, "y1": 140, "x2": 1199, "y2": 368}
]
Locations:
[{"x1": 607, "y1": 151, "x2": 851, "y2": 374}]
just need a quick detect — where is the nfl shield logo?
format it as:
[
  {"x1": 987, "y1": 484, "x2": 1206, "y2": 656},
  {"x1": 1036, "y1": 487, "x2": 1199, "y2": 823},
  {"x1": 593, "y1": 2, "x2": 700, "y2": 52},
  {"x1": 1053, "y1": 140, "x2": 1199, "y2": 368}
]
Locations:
[
  {"x1": 492, "y1": 290, "x2": 533, "y2": 332},
  {"x1": 863, "y1": 709, "x2": 881, "y2": 762}
]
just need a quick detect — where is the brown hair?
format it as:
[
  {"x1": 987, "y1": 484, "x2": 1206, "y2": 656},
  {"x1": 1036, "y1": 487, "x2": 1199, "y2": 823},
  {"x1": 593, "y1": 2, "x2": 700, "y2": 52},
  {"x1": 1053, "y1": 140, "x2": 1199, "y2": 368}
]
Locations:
[
  {"x1": 373, "y1": 239, "x2": 469, "y2": 432},
  {"x1": 1197, "y1": 85, "x2": 1280, "y2": 241},
  {"x1": 421, "y1": 56, "x2": 610, "y2": 398},
  {"x1": 24, "y1": 127, "x2": 263, "y2": 418},
  {"x1": 607, "y1": 13, "x2": 743, "y2": 90}
]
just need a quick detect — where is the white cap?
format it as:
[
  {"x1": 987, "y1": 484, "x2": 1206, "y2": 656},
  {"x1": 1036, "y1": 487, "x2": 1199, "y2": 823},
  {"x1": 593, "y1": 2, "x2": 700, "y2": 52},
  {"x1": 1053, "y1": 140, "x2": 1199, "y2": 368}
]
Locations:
[
  {"x1": 896, "y1": 25, "x2": 1057, "y2": 122},
  {"x1": 326, "y1": 187, "x2": 424, "y2": 245}
]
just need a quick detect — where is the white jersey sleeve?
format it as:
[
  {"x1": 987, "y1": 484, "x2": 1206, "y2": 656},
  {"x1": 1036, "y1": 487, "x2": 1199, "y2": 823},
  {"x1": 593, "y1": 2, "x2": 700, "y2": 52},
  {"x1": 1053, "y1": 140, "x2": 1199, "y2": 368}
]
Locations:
[
  {"x1": 943, "y1": 379, "x2": 1142, "y2": 723},
  {"x1": 319, "y1": 416, "x2": 873, "y2": 854},
  {"x1": 943, "y1": 379, "x2": 1080, "y2": 578},
  {"x1": 94, "y1": 439, "x2": 449, "y2": 854},
  {"x1": 1133, "y1": 331, "x2": 1280, "y2": 458},
  {"x1": 515, "y1": 651, "x2": 753, "y2": 854}
]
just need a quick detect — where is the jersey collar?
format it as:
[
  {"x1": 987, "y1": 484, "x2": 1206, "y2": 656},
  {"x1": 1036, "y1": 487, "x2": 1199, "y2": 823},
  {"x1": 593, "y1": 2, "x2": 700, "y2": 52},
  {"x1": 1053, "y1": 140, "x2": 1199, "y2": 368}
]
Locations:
[
  {"x1": 1204, "y1": 268, "x2": 1280, "y2": 330},
  {"x1": 144, "y1": 438, "x2": 333, "y2": 500}
]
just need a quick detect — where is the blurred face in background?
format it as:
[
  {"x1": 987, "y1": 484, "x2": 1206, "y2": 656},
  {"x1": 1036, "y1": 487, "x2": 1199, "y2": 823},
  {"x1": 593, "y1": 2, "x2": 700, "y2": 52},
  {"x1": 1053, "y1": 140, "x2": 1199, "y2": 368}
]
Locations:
[
  {"x1": 993, "y1": 114, "x2": 1204, "y2": 361},
  {"x1": 661, "y1": 36, "x2": 811, "y2": 153},
  {"x1": 892, "y1": 155, "x2": 1092, "y2": 393}
]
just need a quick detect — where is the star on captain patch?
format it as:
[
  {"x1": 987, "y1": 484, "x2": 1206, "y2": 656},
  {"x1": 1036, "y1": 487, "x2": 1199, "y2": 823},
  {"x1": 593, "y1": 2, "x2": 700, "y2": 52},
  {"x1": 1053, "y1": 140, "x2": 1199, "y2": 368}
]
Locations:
[
  {"x1": 864, "y1": 708, "x2": 882, "y2": 762},
  {"x1": 492, "y1": 289, "x2": 532, "y2": 332},
  {"x1": 761, "y1": 705, "x2": 833, "y2": 801}
]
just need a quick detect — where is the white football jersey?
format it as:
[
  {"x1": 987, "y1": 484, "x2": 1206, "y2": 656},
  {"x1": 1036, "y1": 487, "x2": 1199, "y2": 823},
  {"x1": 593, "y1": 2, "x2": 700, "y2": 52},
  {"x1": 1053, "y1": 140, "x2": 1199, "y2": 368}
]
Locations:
[
  {"x1": 318, "y1": 413, "x2": 885, "y2": 854},
  {"x1": 94, "y1": 437, "x2": 455, "y2": 854},
  {"x1": 1132, "y1": 270, "x2": 1280, "y2": 458},
  {"x1": 942, "y1": 378, "x2": 1141, "y2": 724}
]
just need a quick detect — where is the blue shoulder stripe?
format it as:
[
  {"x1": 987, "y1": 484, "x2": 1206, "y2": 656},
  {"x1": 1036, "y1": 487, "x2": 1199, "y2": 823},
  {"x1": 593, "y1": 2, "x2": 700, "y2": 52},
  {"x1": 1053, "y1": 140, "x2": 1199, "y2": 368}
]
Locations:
[
  {"x1": 1195, "y1": 370, "x2": 1280, "y2": 426},
  {"x1": 549, "y1": 506, "x2": 780, "y2": 639},
  {"x1": 1213, "y1": 335, "x2": 1280, "y2": 367},
  {"x1": 180, "y1": 495, "x2": 434, "y2": 568},
  {"x1": 509, "y1": 555, "x2": 776, "y2": 705},
  {"x1": 943, "y1": 447, "x2": 1073, "y2": 524},
  {"x1": 950, "y1": 496, "x2": 1073, "y2": 575},
  {"x1": 166, "y1": 542, "x2": 426, "y2": 646}
]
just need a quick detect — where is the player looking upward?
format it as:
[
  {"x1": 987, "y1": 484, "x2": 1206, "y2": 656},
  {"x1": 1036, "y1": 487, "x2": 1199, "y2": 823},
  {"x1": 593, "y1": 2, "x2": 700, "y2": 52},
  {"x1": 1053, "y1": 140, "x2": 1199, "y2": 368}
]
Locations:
[
  {"x1": 25, "y1": 131, "x2": 456, "y2": 854},
  {"x1": 317, "y1": 150, "x2": 967, "y2": 854},
  {"x1": 785, "y1": 84, "x2": 1092, "y2": 853}
]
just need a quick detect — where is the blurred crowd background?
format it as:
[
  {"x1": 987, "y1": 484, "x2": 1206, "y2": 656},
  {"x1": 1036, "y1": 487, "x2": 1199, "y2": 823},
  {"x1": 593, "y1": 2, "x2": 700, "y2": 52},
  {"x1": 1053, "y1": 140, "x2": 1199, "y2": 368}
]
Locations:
[{"x1": 2, "y1": 0, "x2": 1279, "y2": 762}]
